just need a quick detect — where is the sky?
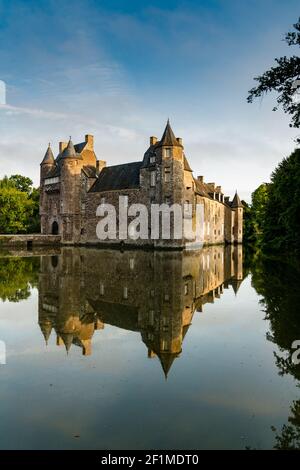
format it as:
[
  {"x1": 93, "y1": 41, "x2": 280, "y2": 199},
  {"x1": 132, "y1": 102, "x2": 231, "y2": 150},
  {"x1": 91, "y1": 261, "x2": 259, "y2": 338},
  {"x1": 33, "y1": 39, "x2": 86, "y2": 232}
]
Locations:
[{"x1": 0, "y1": 0, "x2": 299, "y2": 202}]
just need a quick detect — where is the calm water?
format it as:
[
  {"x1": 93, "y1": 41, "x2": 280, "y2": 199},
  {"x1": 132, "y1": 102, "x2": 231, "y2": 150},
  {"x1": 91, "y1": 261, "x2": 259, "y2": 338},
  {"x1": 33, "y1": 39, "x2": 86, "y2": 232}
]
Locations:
[{"x1": 0, "y1": 246, "x2": 299, "y2": 450}]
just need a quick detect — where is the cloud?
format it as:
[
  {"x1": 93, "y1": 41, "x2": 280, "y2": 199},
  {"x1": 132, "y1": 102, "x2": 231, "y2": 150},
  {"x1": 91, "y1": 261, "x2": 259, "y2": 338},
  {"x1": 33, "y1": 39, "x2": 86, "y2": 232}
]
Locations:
[{"x1": 0, "y1": 104, "x2": 68, "y2": 120}]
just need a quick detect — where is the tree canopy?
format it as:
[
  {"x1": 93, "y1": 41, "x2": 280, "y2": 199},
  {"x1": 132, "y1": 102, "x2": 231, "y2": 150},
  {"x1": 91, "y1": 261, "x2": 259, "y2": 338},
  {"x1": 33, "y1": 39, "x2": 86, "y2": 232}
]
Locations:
[
  {"x1": 0, "y1": 175, "x2": 40, "y2": 234},
  {"x1": 248, "y1": 18, "x2": 300, "y2": 131},
  {"x1": 244, "y1": 149, "x2": 300, "y2": 253}
]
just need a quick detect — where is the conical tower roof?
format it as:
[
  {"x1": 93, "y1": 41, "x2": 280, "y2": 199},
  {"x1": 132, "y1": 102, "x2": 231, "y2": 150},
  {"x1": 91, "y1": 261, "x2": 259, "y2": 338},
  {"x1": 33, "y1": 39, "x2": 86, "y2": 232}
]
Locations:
[
  {"x1": 157, "y1": 119, "x2": 182, "y2": 147},
  {"x1": 231, "y1": 279, "x2": 243, "y2": 295},
  {"x1": 231, "y1": 191, "x2": 243, "y2": 208},
  {"x1": 158, "y1": 352, "x2": 178, "y2": 379},
  {"x1": 41, "y1": 144, "x2": 55, "y2": 165},
  {"x1": 39, "y1": 320, "x2": 53, "y2": 344},
  {"x1": 60, "y1": 333, "x2": 74, "y2": 352},
  {"x1": 62, "y1": 138, "x2": 77, "y2": 158}
]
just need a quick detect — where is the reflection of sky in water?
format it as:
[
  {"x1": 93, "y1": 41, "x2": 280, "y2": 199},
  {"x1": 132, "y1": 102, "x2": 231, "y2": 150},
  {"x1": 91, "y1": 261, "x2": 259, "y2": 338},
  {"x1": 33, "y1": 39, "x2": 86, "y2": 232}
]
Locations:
[{"x1": 0, "y1": 253, "x2": 298, "y2": 450}]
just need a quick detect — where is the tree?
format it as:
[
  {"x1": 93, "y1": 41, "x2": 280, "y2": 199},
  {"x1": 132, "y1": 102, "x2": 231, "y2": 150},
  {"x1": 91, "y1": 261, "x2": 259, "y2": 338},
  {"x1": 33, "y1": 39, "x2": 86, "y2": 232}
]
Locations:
[
  {"x1": 0, "y1": 175, "x2": 40, "y2": 234},
  {"x1": 27, "y1": 187, "x2": 40, "y2": 233},
  {"x1": 263, "y1": 148, "x2": 300, "y2": 252},
  {"x1": 8, "y1": 174, "x2": 33, "y2": 194},
  {"x1": 247, "y1": 18, "x2": 300, "y2": 130},
  {"x1": 242, "y1": 184, "x2": 269, "y2": 246},
  {"x1": 245, "y1": 149, "x2": 300, "y2": 253},
  {"x1": 0, "y1": 186, "x2": 34, "y2": 234}
]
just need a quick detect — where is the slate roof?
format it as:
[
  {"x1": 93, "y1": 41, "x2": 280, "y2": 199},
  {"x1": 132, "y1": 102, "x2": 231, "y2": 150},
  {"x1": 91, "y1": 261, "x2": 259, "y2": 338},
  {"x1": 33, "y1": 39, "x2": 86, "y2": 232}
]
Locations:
[
  {"x1": 89, "y1": 162, "x2": 143, "y2": 192},
  {"x1": 82, "y1": 165, "x2": 97, "y2": 178},
  {"x1": 62, "y1": 139, "x2": 82, "y2": 159},
  {"x1": 194, "y1": 178, "x2": 212, "y2": 198},
  {"x1": 231, "y1": 191, "x2": 243, "y2": 208},
  {"x1": 74, "y1": 142, "x2": 87, "y2": 153},
  {"x1": 41, "y1": 144, "x2": 55, "y2": 165},
  {"x1": 156, "y1": 119, "x2": 182, "y2": 147},
  {"x1": 183, "y1": 155, "x2": 192, "y2": 172}
]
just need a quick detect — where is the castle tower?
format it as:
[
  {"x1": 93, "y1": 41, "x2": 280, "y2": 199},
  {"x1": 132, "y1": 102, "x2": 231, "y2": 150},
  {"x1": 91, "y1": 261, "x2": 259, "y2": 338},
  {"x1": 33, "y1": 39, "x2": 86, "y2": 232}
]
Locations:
[
  {"x1": 40, "y1": 143, "x2": 55, "y2": 180},
  {"x1": 231, "y1": 191, "x2": 243, "y2": 244},
  {"x1": 59, "y1": 139, "x2": 84, "y2": 243},
  {"x1": 141, "y1": 120, "x2": 186, "y2": 247},
  {"x1": 40, "y1": 144, "x2": 56, "y2": 234}
]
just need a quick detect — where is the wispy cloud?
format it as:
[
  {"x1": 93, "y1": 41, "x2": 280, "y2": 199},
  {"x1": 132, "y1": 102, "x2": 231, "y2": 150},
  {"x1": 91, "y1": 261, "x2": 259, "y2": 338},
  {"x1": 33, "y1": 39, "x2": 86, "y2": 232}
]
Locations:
[{"x1": 0, "y1": 104, "x2": 68, "y2": 119}]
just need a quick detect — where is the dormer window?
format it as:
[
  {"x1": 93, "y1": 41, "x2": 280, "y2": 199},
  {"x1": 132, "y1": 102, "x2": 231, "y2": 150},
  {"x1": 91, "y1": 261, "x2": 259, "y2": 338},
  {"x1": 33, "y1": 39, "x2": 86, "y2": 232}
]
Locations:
[
  {"x1": 150, "y1": 155, "x2": 155, "y2": 164},
  {"x1": 164, "y1": 148, "x2": 172, "y2": 158}
]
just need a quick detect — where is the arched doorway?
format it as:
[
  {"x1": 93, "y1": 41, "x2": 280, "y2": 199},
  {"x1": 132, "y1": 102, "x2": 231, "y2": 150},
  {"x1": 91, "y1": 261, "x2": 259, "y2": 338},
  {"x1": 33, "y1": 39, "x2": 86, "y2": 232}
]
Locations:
[{"x1": 52, "y1": 221, "x2": 59, "y2": 235}]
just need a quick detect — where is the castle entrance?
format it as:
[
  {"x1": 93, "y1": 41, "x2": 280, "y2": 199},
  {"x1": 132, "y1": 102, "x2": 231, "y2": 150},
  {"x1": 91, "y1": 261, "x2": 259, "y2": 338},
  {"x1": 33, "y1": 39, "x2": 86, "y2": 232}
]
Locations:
[{"x1": 51, "y1": 221, "x2": 59, "y2": 235}]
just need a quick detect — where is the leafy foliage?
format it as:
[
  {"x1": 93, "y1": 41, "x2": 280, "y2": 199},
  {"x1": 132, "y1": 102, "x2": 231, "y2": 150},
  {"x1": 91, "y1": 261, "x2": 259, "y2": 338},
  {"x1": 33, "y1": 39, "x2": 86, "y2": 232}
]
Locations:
[
  {"x1": 244, "y1": 149, "x2": 300, "y2": 253},
  {"x1": 0, "y1": 174, "x2": 40, "y2": 234},
  {"x1": 248, "y1": 18, "x2": 300, "y2": 130}
]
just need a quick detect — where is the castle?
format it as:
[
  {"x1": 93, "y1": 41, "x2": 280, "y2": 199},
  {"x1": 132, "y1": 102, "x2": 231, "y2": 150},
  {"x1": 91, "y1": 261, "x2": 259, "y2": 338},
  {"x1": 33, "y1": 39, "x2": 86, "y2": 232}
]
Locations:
[{"x1": 40, "y1": 121, "x2": 243, "y2": 247}]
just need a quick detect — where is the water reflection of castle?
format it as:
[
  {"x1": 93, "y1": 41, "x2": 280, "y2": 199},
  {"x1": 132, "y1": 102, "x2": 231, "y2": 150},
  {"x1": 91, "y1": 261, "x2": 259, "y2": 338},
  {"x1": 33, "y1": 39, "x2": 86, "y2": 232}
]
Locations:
[{"x1": 38, "y1": 246, "x2": 244, "y2": 376}]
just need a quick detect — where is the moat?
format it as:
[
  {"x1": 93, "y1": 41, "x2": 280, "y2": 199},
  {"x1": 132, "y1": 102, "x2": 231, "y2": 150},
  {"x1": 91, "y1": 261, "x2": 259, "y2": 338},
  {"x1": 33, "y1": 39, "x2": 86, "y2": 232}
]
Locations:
[{"x1": 0, "y1": 246, "x2": 299, "y2": 450}]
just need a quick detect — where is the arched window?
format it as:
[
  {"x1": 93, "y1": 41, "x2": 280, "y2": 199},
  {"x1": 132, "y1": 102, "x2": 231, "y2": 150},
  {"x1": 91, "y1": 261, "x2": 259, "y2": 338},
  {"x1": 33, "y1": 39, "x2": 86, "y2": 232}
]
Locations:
[{"x1": 52, "y1": 221, "x2": 59, "y2": 235}]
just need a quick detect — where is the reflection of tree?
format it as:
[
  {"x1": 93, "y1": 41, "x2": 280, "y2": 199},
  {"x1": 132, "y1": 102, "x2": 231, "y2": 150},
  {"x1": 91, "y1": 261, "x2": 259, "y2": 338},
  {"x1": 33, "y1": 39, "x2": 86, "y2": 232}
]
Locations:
[
  {"x1": 251, "y1": 256, "x2": 300, "y2": 380},
  {"x1": 273, "y1": 400, "x2": 300, "y2": 450},
  {"x1": 0, "y1": 257, "x2": 39, "y2": 302},
  {"x1": 251, "y1": 254, "x2": 300, "y2": 449}
]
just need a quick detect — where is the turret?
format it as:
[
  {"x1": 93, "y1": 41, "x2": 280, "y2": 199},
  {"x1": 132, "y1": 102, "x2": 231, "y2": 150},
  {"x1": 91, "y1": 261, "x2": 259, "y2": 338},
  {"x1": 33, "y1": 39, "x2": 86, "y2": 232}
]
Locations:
[
  {"x1": 231, "y1": 191, "x2": 243, "y2": 243},
  {"x1": 40, "y1": 143, "x2": 55, "y2": 181}
]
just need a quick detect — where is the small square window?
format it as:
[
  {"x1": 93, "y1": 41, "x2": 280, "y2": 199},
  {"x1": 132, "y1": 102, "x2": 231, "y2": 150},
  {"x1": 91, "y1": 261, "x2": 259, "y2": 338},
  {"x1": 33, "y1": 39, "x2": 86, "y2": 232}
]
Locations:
[
  {"x1": 150, "y1": 155, "x2": 155, "y2": 164},
  {"x1": 165, "y1": 148, "x2": 172, "y2": 158},
  {"x1": 164, "y1": 168, "x2": 171, "y2": 183},
  {"x1": 123, "y1": 287, "x2": 128, "y2": 299},
  {"x1": 129, "y1": 258, "x2": 135, "y2": 270},
  {"x1": 149, "y1": 310, "x2": 154, "y2": 325}
]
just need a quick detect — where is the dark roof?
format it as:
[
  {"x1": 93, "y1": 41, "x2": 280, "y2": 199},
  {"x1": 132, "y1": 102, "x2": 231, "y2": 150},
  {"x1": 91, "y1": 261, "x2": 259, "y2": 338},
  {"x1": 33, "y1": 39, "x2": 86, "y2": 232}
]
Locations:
[
  {"x1": 74, "y1": 142, "x2": 87, "y2": 153},
  {"x1": 41, "y1": 144, "x2": 55, "y2": 165},
  {"x1": 194, "y1": 178, "x2": 212, "y2": 198},
  {"x1": 45, "y1": 165, "x2": 60, "y2": 178},
  {"x1": 183, "y1": 155, "x2": 192, "y2": 172},
  {"x1": 156, "y1": 119, "x2": 182, "y2": 148},
  {"x1": 62, "y1": 139, "x2": 82, "y2": 159},
  {"x1": 89, "y1": 162, "x2": 142, "y2": 192},
  {"x1": 158, "y1": 352, "x2": 178, "y2": 378},
  {"x1": 231, "y1": 191, "x2": 243, "y2": 208},
  {"x1": 88, "y1": 299, "x2": 139, "y2": 331},
  {"x1": 82, "y1": 165, "x2": 97, "y2": 178}
]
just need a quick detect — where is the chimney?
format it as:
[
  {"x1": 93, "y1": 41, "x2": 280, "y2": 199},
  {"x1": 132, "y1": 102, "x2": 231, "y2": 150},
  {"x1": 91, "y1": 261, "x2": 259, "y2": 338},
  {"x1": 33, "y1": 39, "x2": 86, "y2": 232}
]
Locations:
[
  {"x1": 197, "y1": 176, "x2": 204, "y2": 183},
  {"x1": 208, "y1": 182, "x2": 215, "y2": 190},
  {"x1": 85, "y1": 134, "x2": 94, "y2": 149},
  {"x1": 150, "y1": 136, "x2": 157, "y2": 146},
  {"x1": 96, "y1": 160, "x2": 106, "y2": 175},
  {"x1": 59, "y1": 142, "x2": 68, "y2": 154},
  {"x1": 176, "y1": 137, "x2": 182, "y2": 145}
]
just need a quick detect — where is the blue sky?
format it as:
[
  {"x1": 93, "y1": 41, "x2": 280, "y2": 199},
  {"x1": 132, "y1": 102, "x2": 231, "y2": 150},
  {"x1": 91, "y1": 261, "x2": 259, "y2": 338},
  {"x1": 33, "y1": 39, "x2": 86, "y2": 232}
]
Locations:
[{"x1": 0, "y1": 0, "x2": 299, "y2": 200}]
